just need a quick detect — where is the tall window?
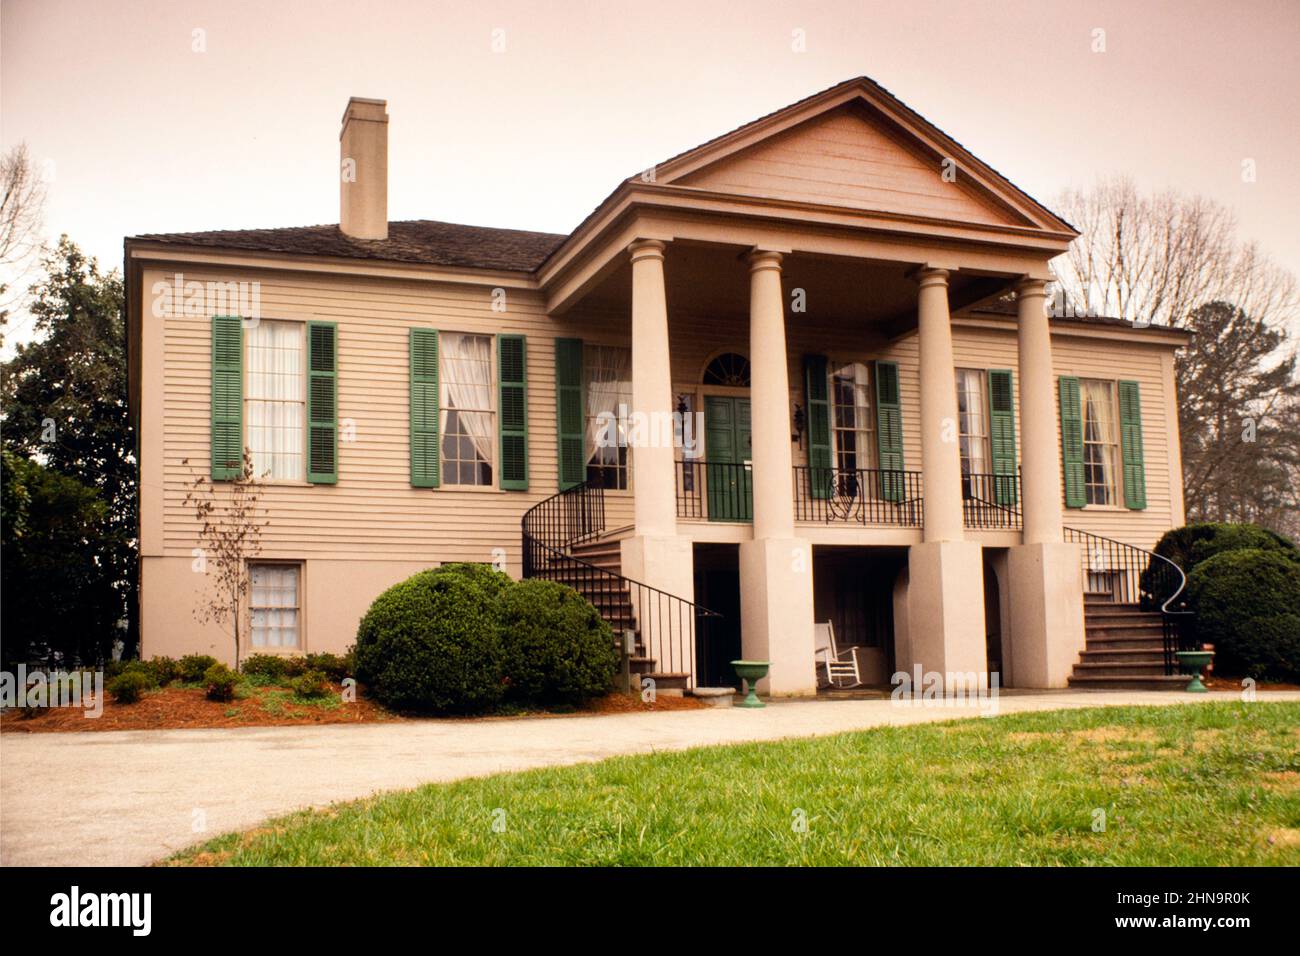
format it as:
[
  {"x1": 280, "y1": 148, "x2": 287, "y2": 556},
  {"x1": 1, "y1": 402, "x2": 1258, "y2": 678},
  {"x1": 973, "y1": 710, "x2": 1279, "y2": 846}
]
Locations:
[
  {"x1": 439, "y1": 332, "x2": 495, "y2": 486},
  {"x1": 250, "y1": 564, "x2": 301, "y2": 649},
  {"x1": 830, "y1": 361, "x2": 874, "y2": 473},
  {"x1": 584, "y1": 345, "x2": 632, "y2": 489},
  {"x1": 1081, "y1": 379, "x2": 1119, "y2": 505},
  {"x1": 955, "y1": 368, "x2": 990, "y2": 476},
  {"x1": 246, "y1": 320, "x2": 305, "y2": 480}
]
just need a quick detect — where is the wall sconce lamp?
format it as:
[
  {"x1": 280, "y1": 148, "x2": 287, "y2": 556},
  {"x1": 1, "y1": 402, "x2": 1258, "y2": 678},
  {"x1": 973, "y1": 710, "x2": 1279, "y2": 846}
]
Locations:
[{"x1": 791, "y1": 402, "x2": 806, "y2": 446}]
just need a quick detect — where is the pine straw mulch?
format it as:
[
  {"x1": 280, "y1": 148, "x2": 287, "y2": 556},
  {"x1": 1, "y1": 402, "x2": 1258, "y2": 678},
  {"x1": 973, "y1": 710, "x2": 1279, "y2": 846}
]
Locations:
[
  {"x1": 1202, "y1": 674, "x2": 1300, "y2": 692},
  {"x1": 0, "y1": 683, "x2": 396, "y2": 733},
  {"x1": 0, "y1": 684, "x2": 706, "y2": 734}
]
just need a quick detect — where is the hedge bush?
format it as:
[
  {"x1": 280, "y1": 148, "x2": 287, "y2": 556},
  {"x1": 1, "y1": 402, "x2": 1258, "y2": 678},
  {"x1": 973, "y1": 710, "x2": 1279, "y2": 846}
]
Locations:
[
  {"x1": 1187, "y1": 548, "x2": 1300, "y2": 681},
  {"x1": 107, "y1": 671, "x2": 150, "y2": 704},
  {"x1": 436, "y1": 562, "x2": 514, "y2": 600},
  {"x1": 354, "y1": 567, "x2": 506, "y2": 713},
  {"x1": 498, "y1": 579, "x2": 617, "y2": 706},
  {"x1": 179, "y1": 654, "x2": 219, "y2": 684},
  {"x1": 291, "y1": 670, "x2": 330, "y2": 699},
  {"x1": 203, "y1": 663, "x2": 240, "y2": 702},
  {"x1": 241, "y1": 654, "x2": 287, "y2": 679},
  {"x1": 304, "y1": 652, "x2": 351, "y2": 682},
  {"x1": 146, "y1": 656, "x2": 180, "y2": 686},
  {"x1": 118, "y1": 660, "x2": 160, "y2": 689},
  {"x1": 1152, "y1": 522, "x2": 1298, "y2": 581}
]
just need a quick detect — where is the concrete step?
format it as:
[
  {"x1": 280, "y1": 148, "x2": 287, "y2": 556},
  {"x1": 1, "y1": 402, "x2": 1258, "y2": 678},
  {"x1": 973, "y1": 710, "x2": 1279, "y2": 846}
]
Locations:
[
  {"x1": 643, "y1": 671, "x2": 690, "y2": 697},
  {"x1": 1083, "y1": 636, "x2": 1166, "y2": 652},
  {"x1": 1080, "y1": 648, "x2": 1168, "y2": 664},
  {"x1": 1072, "y1": 661, "x2": 1170, "y2": 678},
  {"x1": 1067, "y1": 673, "x2": 1189, "y2": 691},
  {"x1": 569, "y1": 541, "x2": 624, "y2": 561},
  {"x1": 1084, "y1": 625, "x2": 1165, "y2": 638},
  {"x1": 1085, "y1": 610, "x2": 1164, "y2": 626}
]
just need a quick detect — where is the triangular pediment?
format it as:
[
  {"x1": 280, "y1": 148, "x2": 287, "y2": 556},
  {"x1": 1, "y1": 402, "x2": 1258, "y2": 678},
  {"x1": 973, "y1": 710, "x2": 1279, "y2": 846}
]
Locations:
[{"x1": 651, "y1": 79, "x2": 1073, "y2": 234}]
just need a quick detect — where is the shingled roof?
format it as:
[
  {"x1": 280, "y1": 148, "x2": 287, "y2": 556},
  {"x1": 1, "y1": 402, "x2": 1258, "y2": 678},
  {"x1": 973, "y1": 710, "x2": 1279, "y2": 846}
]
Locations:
[{"x1": 129, "y1": 219, "x2": 568, "y2": 273}]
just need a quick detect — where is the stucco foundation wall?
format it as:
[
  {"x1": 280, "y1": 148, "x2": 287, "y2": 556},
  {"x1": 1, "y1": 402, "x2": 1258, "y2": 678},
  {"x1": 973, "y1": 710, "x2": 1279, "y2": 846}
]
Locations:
[{"x1": 141, "y1": 555, "x2": 441, "y2": 662}]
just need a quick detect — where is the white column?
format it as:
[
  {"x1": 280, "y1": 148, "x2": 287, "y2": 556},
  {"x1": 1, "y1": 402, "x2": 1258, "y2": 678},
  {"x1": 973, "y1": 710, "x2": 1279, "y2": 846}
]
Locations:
[
  {"x1": 1015, "y1": 278, "x2": 1064, "y2": 544},
  {"x1": 628, "y1": 239, "x2": 677, "y2": 538},
  {"x1": 738, "y1": 248, "x2": 815, "y2": 697},
  {"x1": 747, "y1": 249, "x2": 796, "y2": 541},
  {"x1": 621, "y1": 240, "x2": 695, "y2": 679},
  {"x1": 905, "y1": 266, "x2": 987, "y2": 687},
  {"x1": 915, "y1": 267, "x2": 965, "y2": 542},
  {"x1": 1005, "y1": 275, "x2": 1084, "y2": 687}
]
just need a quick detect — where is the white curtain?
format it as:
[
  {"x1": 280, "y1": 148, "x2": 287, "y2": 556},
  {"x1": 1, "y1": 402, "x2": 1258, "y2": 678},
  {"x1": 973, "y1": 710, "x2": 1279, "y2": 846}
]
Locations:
[
  {"x1": 439, "y1": 333, "x2": 495, "y2": 469},
  {"x1": 250, "y1": 565, "x2": 299, "y2": 648},
  {"x1": 247, "y1": 320, "x2": 304, "y2": 480},
  {"x1": 956, "y1": 369, "x2": 988, "y2": 474},
  {"x1": 1083, "y1": 379, "x2": 1116, "y2": 499},
  {"x1": 585, "y1": 345, "x2": 631, "y2": 464}
]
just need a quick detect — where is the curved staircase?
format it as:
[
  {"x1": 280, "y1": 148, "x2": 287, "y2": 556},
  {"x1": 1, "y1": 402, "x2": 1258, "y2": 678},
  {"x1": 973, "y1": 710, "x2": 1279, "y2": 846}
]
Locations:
[
  {"x1": 964, "y1": 490, "x2": 1196, "y2": 689},
  {"x1": 1067, "y1": 594, "x2": 1189, "y2": 690},
  {"x1": 522, "y1": 483, "x2": 717, "y2": 693}
]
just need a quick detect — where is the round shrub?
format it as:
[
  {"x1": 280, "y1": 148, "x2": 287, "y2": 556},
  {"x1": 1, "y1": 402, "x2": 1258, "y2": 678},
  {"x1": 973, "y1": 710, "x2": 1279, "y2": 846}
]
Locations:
[
  {"x1": 1187, "y1": 548, "x2": 1300, "y2": 681},
  {"x1": 203, "y1": 662, "x2": 240, "y2": 702},
  {"x1": 179, "y1": 654, "x2": 219, "y2": 684},
  {"x1": 304, "y1": 652, "x2": 351, "y2": 682},
  {"x1": 280, "y1": 656, "x2": 308, "y2": 678},
  {"x1": 498, "y1": 579, "x2": 617, "y2": 706},
  {"x1": 1153, "y1": 523, "x2": 1298, "y2": 580},
  {"x1": 354, "y1": 567, "x2": 506, "y2": 713},
  {"x1": 291, "y1": 670, "x2": 330, "y2": 699},
  {"x1": 241, "y1": 654, "x2": 287, "y2": 680},
  {"x1": 437, "y1": 562, "x2": 514, "y2": 600},
  {"x1": 143, "y1": 656, "x2": 179, "y2": 686},
  {"x1": 118, "y1": 660, "x2": 160, "y2": 689},
  {"x1": 107, "y1": 671, "x2": 150, "y2": 704}
]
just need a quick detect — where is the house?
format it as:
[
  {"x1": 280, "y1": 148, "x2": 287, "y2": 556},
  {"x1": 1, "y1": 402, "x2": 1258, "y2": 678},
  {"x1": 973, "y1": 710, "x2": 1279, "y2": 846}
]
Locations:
[{"x1": 124, "y1": 78, "x2": 1193, "y2": 696}]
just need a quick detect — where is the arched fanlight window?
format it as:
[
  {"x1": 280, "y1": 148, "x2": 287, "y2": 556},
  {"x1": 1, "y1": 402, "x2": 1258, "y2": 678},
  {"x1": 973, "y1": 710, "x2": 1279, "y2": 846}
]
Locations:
[{"x1": 702, "y1": 352, "x2": 751, "y2": 387}]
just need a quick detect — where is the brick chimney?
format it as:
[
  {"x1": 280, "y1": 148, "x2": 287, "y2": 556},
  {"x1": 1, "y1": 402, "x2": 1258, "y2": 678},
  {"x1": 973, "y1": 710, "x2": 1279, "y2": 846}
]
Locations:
[{"x1": 339, "y1": 97, "x2": 388, "y2": 240}]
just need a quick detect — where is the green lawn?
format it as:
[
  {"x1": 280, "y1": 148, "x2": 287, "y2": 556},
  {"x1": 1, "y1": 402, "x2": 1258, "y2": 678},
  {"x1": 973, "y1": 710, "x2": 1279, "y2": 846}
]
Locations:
[{"x1": 170, "y1": 702, "x2": 1300, "y2": 866}]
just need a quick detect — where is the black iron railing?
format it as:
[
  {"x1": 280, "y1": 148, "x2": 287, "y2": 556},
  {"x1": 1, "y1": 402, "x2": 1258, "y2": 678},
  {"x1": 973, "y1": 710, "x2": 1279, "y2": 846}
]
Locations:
[
  {"x1": 1064, "y1": 525, "x2": 1194, "y2": 673},
  {"x1": 962, "y1": 472, "x2": 1022, "y2": 529},
  {"x1": 791, "y1": 465, "x2": 924, "y2": 527},
  {"x1": 957, "y1": 478, "x2": 1193, "y2": 673},
  {"x1": 522, "y1": 480, "x2": 719, "y2": 688}
]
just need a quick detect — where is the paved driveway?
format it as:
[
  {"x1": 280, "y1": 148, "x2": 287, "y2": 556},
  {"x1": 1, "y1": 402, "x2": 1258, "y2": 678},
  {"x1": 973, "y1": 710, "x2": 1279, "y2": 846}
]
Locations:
[{"x1": 3, "y1": 689, "x2": 1295, "y2": 866}]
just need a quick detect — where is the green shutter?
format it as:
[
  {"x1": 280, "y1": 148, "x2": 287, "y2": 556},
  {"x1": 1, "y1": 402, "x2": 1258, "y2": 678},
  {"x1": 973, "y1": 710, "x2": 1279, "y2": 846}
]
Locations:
[
  {"x1": 555, "y1": 338, "x2": 585, "y2": 490},
  {"x1": 803, "y1": 355, "x2": 832, "y2": 499},
  {"x1": 987, "y1": 369, "x2": 1018, "y2": 505},
  {"x1": 306, "y1": 322, "x2": 338, "y2": 484},
  {"x1": 210, "y1": 315, "x2": 243, "y2": 481},
  {"x1": 498, "y1": 334, "x2": 528, "y2": 490},
  {"x1": 409, "y1": 328, "x2": 440, "y2": 488},
  {"x1": 1058, "y1": 376, "x2": 1085, "y2": 508},
  {"x1": 1118, "y1": 379, "x2": 1147, "y2": 510},
  {"x1": 873, "y1": 360, "x2": 905, "y2": 502}
]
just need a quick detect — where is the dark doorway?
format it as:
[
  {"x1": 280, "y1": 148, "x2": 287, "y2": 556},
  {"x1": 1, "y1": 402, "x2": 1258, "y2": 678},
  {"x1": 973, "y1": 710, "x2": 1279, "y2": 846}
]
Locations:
[
  {"x1": 812, "y1": 546, "x2": 903, "y2": 685},
  {"x1": 983, "y1": 550, "x2": 1004, "y2": 680},
  {"x1": 693, "y1": 544, "x2": 742, "y2": 687}
]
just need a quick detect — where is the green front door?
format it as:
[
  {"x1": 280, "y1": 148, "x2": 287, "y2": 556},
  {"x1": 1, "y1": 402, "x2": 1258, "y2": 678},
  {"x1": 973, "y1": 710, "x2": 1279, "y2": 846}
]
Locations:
[{"x1": 705, "y1": 395, "x2": 753, "y2": 521}]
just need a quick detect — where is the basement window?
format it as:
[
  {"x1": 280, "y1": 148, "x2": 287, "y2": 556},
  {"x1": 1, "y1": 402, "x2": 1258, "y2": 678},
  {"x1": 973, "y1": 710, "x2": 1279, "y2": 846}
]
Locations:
[{"x1": 250, "y1": 564, "x2": 301, "y2": 649}]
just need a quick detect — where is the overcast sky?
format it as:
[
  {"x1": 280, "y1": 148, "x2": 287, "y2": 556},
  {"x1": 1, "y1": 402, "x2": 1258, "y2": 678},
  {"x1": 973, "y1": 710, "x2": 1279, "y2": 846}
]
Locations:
[{"x1": 3, "y1": 0, "x2": 1298, "y2": 331}]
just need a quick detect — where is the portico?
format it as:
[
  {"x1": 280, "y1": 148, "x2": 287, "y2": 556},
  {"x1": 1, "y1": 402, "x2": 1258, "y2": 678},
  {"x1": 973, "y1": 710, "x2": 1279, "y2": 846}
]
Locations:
[
  {"x1": 595, "y1": 226, "x2": 1078, "y2": 694},
  {"x1": 537, "y1": 77, "x2": 1091, "y2": 694}
]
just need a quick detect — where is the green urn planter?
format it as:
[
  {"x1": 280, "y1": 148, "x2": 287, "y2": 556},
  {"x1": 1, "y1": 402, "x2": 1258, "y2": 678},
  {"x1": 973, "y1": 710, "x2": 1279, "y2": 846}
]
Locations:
[
  {"x1": 1175, "y1": 650, "x2": 1214, "y2": 693},
  {"x1": 731, "y1": 660, "x2": 771, "y2": 708}
]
